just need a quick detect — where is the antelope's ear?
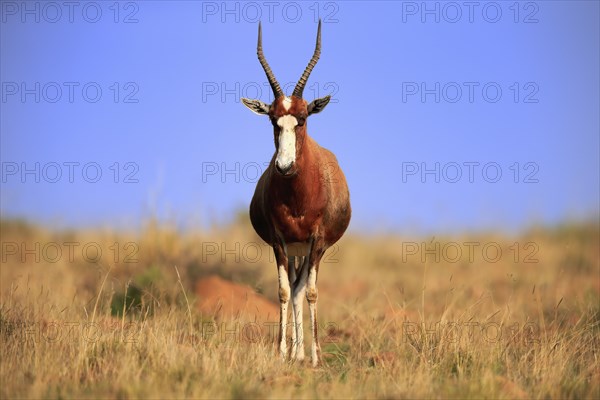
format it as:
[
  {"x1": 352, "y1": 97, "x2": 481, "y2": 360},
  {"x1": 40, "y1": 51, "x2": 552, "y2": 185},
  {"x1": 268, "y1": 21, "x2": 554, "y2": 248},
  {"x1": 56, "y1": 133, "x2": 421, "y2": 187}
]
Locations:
[
  {"x1": 307, "y1": 95, "x2": 331, "y2": 115},
  {"x1": 241, "y1": 98, "x2": 270, "y2": 115}
]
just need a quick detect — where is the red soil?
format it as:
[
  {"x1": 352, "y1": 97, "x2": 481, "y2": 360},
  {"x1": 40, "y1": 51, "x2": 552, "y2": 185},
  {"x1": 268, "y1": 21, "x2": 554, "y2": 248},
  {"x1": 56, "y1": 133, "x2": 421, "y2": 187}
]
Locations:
[{"x1": 195, "y1": 275, "x2": 279, "y2": 323}]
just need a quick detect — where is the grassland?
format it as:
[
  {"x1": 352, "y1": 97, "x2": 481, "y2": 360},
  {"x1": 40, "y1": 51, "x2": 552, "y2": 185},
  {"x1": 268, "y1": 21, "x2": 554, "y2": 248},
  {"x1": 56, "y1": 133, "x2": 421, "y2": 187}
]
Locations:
[{"x1": 1, "y1": 217, "x2": 598, "y2": 399}]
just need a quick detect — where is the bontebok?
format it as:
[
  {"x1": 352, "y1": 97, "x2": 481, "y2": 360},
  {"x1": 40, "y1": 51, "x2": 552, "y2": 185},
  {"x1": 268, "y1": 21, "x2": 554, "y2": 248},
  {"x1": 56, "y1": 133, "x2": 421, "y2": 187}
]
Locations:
[{"x1": 241, "y1": 20, "x2": 351, "y2": 367}]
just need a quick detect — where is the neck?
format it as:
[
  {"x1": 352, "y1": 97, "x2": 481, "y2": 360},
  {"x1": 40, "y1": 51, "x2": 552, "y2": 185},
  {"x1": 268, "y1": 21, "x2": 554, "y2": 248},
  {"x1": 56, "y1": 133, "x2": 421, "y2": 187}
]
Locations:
[{"x1": 271, "y1": 131, "x2": 321, "y2": 199}]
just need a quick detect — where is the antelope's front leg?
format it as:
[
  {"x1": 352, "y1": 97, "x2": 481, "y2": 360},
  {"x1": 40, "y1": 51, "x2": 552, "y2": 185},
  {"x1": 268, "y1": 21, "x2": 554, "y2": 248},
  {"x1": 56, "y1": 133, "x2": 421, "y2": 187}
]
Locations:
[
  {"x1": 307, "y1": 241, "x2": 326, "y2": 367},
  {"x1": 306, "y1": 264, "x2": 320, "y2": 367},
  {"x1": 273, "y1": 243, "x2": 290, "y2": 361}
]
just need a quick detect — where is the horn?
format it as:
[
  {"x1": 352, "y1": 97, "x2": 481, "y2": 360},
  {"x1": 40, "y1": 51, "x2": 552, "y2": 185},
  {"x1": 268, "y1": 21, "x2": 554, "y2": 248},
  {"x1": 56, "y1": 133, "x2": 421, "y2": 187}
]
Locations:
[
  {"x1": 257, "y1": 21, "x2": 284, "y2": 99},
  {"x1": 292, "y1": 19, "x2": 322, "y2": 99}
]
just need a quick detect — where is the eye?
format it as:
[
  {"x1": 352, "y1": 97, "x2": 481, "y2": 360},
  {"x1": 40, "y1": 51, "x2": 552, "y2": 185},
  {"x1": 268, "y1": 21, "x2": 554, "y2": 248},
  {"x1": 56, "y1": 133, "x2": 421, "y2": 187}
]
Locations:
[{"x1": 296, "y1": 116, "x2": 306, "y2": 126}]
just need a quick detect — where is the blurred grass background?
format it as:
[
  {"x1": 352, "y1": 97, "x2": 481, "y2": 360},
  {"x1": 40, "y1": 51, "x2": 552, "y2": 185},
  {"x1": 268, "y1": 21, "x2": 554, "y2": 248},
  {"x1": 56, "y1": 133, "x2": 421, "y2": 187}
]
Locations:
[{"x1": 0, "y1": 215, "x2": 598, "y2": 398}]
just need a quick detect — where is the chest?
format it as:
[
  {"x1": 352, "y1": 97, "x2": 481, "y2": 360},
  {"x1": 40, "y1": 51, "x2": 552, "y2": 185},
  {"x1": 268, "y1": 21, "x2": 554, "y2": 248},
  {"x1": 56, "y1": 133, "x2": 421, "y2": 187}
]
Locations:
[{"x1": 267, "y1": 176, "x2": 328, "y2": 241}]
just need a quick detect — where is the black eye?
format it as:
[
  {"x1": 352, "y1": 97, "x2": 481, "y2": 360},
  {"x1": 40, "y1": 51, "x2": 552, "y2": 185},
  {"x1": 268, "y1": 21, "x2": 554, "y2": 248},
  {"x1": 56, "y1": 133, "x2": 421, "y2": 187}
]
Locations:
[{"x1": 297, "y1": 117, "x2": 306, "y2": 126}]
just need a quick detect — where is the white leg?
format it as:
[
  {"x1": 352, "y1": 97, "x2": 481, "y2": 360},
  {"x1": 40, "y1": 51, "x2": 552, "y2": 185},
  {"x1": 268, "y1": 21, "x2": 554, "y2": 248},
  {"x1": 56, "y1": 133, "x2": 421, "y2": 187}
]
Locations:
[
  {"x1": 306, "y1": 265, "x2": 320, "y2": 367},
  {"x1": 277, "y1": 264, "x2": 291, "y2": 360},
  {"x1": 288, "y1": 257, "x2": 298, "y2": 359},
  {"x1": 292, "y1": 256, "x2": 309, "y2": 361}
]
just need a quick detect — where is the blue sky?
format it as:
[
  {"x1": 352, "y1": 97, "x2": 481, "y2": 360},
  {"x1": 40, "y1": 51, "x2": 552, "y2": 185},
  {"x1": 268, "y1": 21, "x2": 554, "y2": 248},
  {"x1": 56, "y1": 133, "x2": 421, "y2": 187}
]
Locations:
[{"x1": 1, "y1": 1, "x2": 598, "y2": 234}]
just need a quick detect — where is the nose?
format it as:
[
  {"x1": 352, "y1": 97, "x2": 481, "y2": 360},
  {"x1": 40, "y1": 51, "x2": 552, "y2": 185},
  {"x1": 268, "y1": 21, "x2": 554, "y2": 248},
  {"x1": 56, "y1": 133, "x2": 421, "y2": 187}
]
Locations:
[{"x1": 275, "y1": 161, "x2": 294, "y2": 175}]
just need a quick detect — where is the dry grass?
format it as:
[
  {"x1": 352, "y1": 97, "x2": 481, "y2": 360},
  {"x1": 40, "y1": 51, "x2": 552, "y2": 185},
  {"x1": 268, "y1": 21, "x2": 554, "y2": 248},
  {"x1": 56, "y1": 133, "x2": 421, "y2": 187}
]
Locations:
[{"x1": 1, "y1": 216, "x2": 598, "y2": 399}]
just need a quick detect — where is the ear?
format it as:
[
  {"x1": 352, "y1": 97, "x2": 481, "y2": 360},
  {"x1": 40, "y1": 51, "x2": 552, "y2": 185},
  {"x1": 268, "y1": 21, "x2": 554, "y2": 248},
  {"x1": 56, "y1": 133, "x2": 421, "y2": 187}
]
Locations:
[
  {"x1": 241, "y1": 98, "x2": 270, "y2": 115},
  {"x1": 307, "y1": 95, "x2": 331, "y2": 115}
]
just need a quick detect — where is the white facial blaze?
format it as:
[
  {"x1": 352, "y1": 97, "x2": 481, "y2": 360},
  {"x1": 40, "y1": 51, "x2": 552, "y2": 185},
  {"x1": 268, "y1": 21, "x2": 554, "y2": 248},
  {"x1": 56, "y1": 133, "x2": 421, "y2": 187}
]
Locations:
[
  {"x1": 282, "y1": 96, "x2": 292, "y2": 111},
  {"x1": 276, "y1": 115, "x2": 298, "y2": 172}
]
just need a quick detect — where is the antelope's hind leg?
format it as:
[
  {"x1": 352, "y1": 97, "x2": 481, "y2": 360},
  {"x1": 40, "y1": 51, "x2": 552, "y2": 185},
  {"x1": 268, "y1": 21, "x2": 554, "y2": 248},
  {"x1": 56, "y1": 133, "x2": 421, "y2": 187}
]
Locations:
[{"x1": 288, "y1": 256, "x2": 297, "y2": 359}]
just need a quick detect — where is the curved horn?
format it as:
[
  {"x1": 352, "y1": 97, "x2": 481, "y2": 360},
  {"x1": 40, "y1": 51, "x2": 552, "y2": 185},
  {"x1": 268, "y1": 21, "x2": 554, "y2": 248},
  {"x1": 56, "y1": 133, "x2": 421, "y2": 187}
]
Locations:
[
  {"x1": 257, "y1": 21, "x2": 283, "y2": 99},
  {"x1": 292, "y1": 19, "x2": 322, "y2": 99}
]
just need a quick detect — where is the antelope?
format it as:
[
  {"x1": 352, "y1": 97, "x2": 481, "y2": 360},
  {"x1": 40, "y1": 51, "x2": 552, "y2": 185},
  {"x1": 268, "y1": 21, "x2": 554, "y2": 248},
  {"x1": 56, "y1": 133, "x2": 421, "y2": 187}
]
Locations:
[{"x1": 241, "y1": 20, "x2": 351, "y2": 367}]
